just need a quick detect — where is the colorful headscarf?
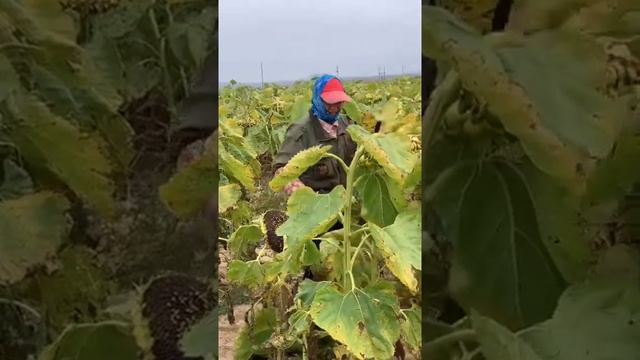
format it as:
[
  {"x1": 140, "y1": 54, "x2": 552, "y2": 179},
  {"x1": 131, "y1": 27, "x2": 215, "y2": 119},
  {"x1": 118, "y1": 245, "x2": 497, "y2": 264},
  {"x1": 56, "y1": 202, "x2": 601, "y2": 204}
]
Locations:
[{"x1": 311, "y1": 74, "x2": 339, "y2": 124}]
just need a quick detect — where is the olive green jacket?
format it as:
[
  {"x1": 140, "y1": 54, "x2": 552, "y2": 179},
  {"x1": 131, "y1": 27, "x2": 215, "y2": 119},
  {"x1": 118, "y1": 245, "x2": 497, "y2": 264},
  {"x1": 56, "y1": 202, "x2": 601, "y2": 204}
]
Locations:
[{"x1": 274, "y1": 111, "x2": 357, "y2": 193}]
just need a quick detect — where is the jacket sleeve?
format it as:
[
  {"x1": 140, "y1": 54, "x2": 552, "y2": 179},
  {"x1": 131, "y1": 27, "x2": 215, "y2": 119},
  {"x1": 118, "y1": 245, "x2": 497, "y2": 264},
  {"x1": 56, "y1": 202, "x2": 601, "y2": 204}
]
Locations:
[
  {"x1": 173, "y1": 51, "x2": 217, "y2": 141},
  {"x1": 273, "y1": 124, "x2": 305, "y2": 170}
]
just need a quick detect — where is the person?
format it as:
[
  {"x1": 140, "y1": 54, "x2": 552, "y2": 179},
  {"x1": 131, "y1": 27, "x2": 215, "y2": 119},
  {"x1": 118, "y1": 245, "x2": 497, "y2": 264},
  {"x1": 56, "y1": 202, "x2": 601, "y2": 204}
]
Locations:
[{"x1": 273, "y1": 74, "x2": 357, "y2": 196}]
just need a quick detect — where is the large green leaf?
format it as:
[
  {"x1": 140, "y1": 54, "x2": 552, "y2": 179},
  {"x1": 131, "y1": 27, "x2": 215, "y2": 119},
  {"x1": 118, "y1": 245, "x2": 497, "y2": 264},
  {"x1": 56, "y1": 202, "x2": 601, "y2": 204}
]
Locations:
[
  {"x1": 227, "y1": 260, "x2": 264, "y2": 289},
  {"x1": 522, "y1": 163, "x2": 592, "y2": 283},
  {"x1": 269, "y1": 145, "x2": 332, "y2": 191},
  {"x1": 39, "y1": 321, "x2": 139, "y2": 360},
  {"x1": 295, "y1": 279, "x2": 330, "y2": 308},
  {"x1": 0, "y1": 192, "x2": 69, "y2": 284},
  {"x1": 5, "y1": 92, "x2": 117, "y2": 216},
  {"x1": 424, "y1": 7, "x2": 622, "y2": 181},
  {"x1": 276, "y1": 186, "x2": 345, "y2": 245},
  {"x1": 309, "y1": 282, "x2": 401, "y2": 360},
  {"x1": 442, "y1": 161, "x2": 565, "y2": 329},
  {"x1": 179, "y1": 309, "x2": 217, "y2": 358},
  {"x1": 347, "y1": 125, "x2": 416, "y2": 184},
  {"x1": 228, "y1": 225, "x2": 263, "y2": 260},
  {"x1": 369, "y1": 210, "x2": 421, "y2": 293},
  {"x1": 520, "y1": 281, "x2": 640, "y2": 360},
  {"x1": 472, "y1": 312, "x2": 543, "y2": 360},
  {"x1": 160, "y1": 139, "x2": 216, "y2": 219},
  {"x1": 355, "y1": 172, "x2": 397, "y2": 227}
]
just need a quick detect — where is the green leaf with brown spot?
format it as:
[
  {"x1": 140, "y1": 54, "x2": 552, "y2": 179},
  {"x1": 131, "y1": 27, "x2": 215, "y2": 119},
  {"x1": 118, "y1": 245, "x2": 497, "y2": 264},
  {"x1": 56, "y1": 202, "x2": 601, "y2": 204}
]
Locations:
[
  {"x1": 347, "y1": 125, "x2": 416, "y2": 184},
  {"x1": 369, "y1": 209, "x2": 421, "y2": 293},
  {"x1": 269, "y1": 145, "x2": 332, "y2": 191},
  {"x1": 0, "y1": 192, "x2": 70, "y2": 284},
  {"x1": 309, "y1": 282, "x2": 401, "y2": 360}
]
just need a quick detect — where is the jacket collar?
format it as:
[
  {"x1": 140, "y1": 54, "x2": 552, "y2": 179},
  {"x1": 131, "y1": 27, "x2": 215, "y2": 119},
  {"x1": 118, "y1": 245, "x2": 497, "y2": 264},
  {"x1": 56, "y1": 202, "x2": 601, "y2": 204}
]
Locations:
[{"x1": 308, "y1": 110, "x2": 347, "y2": 141}]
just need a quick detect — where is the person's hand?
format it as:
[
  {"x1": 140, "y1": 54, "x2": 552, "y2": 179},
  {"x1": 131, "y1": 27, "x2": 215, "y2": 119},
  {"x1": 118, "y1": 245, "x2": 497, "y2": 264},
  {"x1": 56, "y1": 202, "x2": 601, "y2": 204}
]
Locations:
[
  {"x1": 284, "y1": 179, "x2": 304, "y2": 196},
  {"x1": 275, "y1": 167, "x2": 304, "y2": 196}
]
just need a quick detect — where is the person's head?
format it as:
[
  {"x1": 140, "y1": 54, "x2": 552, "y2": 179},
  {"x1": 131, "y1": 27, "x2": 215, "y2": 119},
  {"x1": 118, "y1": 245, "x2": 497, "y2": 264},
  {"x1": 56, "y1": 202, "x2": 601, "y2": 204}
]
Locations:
[{"x1": 311, "y1": 75, "x2": 351, "y2": 123}]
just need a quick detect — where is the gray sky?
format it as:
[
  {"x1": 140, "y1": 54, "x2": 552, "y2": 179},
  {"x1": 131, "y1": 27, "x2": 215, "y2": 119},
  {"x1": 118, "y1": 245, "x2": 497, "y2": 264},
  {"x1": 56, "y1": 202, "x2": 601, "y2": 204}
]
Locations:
[{"x1": 219, "y1": 0, "x2": 421, "y2": 84}]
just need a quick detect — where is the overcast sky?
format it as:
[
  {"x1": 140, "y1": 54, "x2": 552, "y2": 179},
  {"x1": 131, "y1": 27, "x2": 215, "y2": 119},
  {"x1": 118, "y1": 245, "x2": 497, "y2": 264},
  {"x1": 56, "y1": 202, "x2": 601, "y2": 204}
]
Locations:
[{"x1": 219, "y1": 0, "x2": 421, "y2": 84}]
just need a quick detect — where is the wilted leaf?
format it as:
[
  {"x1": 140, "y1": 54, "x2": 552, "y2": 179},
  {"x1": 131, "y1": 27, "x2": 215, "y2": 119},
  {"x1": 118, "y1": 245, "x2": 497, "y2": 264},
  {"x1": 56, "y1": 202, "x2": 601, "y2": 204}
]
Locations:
[
  {"x1": 401, "y1": 306, "x2": 422, "y2": 351},
  {"x1": 228, "y1": 225, "x2": 263, "y2": 260},
  {"x1": 234, "y1": 308, "x2": 276, "y2": 360}
]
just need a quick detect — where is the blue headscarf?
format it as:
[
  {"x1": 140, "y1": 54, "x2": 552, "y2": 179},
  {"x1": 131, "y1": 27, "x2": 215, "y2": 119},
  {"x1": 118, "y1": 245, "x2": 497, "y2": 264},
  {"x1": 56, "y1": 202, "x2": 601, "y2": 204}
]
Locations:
[{"x1": 311, "y1": 74, "x2": 339, "y2": 124}]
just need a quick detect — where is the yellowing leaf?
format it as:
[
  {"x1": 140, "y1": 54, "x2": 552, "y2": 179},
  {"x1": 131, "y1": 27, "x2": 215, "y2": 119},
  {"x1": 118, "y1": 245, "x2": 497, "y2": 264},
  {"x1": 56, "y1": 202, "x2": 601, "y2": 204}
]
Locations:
[
  {"x1": 309, "y1": 282, "x2": 401, "y2": 360},
  {"x1": 219, "y1": 183, "x2": 242, "y2": 213},
  {"x1": 348, "y1": 125, "x2": 416, "y2": 184},
  {"x1": 369, "y1": 210, "x2": 421, "y2": 293},
  {"x1": 6, "y1": 92, "x2": 116, "y2": 216},
  {"x1": 220, "y1": 145, "x2": 255, "y2": 192}
]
